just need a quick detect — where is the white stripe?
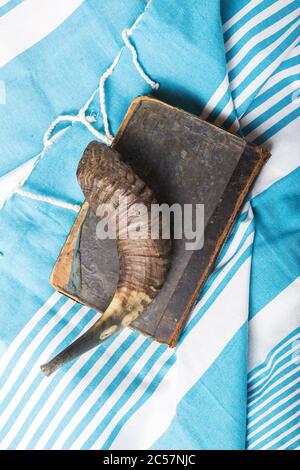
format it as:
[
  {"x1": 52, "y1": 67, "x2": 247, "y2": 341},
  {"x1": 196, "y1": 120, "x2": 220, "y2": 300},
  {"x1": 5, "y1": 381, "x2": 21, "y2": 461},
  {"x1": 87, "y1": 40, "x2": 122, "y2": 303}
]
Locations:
[
  {"x1": 212, "y1": 95, "x2": 238, "y2": 128},
  {"x1": 261, "y1": 419, "x2": 300, "y2": 449},
  {"x1": 33, "y1": 332, "x2": 144, "y2": 449},
  {"x1": 80, "y1": 237, "x2": 252, "y2": 449},
  {"x1": 68, "y1": 343, "x2": 168, "y2": 450},
  {"x1": 224, "y1": 0, "x2": 296, "y2": 52},
  {"x1": 241, "y1": 79, "x2": 300, "y2": 127},
  {"x1": 248, "y1": 376, "x2": 300, "y2": 418},
  {"x1": 249, "y1": 409, "x2": 300, "y2": 449},
  {"x1": 245, "y1": 99, "x2": 299, "y2": 141},
  {"x1": 0, "y1": 0, "x2": 11, "y2": 7},
  {"x1": 233, "y1": 32, "x2": 300, "y2": 110},
  {"x1": 248, "y1": 356, "x2": 295, "y2": 405},
  {"x1": 286, "y1": 42, "x2": 300, "y2": 58},
  {"x1": 227, "y1": 9, "x2": 300, "y2": 72},
  {"x1": 249, "y1": 365, "x2": 300, "y2": 408},
  {"x1": 0, "y1": 0, "x2": 84, "y2": 69},
  {"x1": 18, "y1": 329, "x2": 134, "y2": 449},
  {"x1": 16, "y1": 189, "x2": 81, "y2": 213},
  {"x1": 7, "y1": 313, "x2": 99, "y2": 449},
  {"x1": 0, "y1": 0, "x2": 298, "y2": 452},
  {"x1": 256, "y1": 63, "x2": 300, "y2": 99},
  {"x1": 248, "y1": 343, "x2": 300, "y2": 393},
  {"x1": 0, "y1": 291, "x2": 61, "y2": 376},
  {"x1": 213, "y1": 25, "x2": 298, "y2": 127},
  {"x1": 0, "y1": 298, "x2": 74, "y2": 406},
  {"x1": 247, "y1": 399, "x2": 300, "y2": 440},
  {"x1": 200, "y1": 76, "x2": 229, "y2": 120},
  {"x1": 215, "y1": 202, "x2": 252, "y2": 269},
  {"x1": 228, "y1": 116, "x2": 241, "y2": 133},
  {"x1": 10, "y1": 224, "x2": 253, "y2": 449},
  {"x1": 0, "y1": 156, "x2": 38, "y2": 210},
  {"x1": 189, "y1": 234, "x2": 254, "y2": 323},
  {"x1": 230, "y1": 18, "x2": 300, "y2": 92},
  {"x1": 247, "y1": 387, "x2": 300, "y2": 429},
  {"x1": 35, "y1": 232, "x2": 253, "y2": 449},
  {"x1": 222, "y1": 0, "x2": 265, "y2": 33},
  {"x1": 214, "y1": 28, "x2": 299, "y2": 127},
  {"x1": 249, "y1": 117, "x2": 300, "y2": 198},
  {"x1": 248, "y1": 366, "x2": 300, "y2": 415},
  {"x1": 0, "y1": 0, "x2": 10, "y2": 8},
  {"x1": 277, "y1": 433, "x2": 300, "y2": 449},
  {"x1": 212, "y1": 89, "x2": 300, "y2": 190},
  {"x1": 0, "y1": 302, "x2": 89, "y2": 438},
  {"x1": 109, "y1": 253, "x2": 253, "y2": 449},
  {"x1": 90, "y1": 348, "x2": 173, "y2": 450},
  {"x1": 248, "y1": 278, "x2": 300, "y2": 371}
]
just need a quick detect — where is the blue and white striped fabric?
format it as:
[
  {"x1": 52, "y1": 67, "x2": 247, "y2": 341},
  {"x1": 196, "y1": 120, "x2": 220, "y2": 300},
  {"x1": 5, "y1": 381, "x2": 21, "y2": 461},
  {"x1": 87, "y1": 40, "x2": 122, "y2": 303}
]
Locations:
[{"x1": 0, "y1": 0, "x2": 299, "y2": 450}]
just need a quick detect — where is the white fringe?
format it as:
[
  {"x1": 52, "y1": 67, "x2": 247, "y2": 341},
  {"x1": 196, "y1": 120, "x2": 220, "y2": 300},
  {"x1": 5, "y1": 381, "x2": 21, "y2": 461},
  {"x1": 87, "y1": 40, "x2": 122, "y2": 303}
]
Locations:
[{"x1": 15, "y1": 0, "x2": 158, "y2": 213}]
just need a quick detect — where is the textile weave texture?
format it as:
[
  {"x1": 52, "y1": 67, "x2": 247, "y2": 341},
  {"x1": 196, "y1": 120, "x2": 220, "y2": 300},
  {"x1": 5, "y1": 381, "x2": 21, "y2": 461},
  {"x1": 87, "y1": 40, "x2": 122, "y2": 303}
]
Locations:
[{"x1": 0, "y1": 0, "x2": 299, "y2": 450}]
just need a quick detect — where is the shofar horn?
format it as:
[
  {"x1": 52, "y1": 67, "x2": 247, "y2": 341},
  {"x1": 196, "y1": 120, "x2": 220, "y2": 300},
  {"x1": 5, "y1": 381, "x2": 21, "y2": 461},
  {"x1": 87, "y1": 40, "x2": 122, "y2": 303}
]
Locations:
[{"x1": 41, "y1": 142, "x2": 171, "y2": 376}]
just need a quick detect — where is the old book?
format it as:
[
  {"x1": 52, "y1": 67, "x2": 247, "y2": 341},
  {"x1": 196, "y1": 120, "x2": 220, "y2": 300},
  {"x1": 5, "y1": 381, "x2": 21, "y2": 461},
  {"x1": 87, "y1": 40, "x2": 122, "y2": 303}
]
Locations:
[{"x1": 51, "y1": 96, "x2": 270, "y2": 347}]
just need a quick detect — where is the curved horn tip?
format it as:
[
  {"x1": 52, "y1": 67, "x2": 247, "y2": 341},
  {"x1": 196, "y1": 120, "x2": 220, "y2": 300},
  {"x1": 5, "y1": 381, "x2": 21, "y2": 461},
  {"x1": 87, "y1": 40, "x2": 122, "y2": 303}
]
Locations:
[{"x1": 40, "y1": 362, "x2": 57, "y2": 377}]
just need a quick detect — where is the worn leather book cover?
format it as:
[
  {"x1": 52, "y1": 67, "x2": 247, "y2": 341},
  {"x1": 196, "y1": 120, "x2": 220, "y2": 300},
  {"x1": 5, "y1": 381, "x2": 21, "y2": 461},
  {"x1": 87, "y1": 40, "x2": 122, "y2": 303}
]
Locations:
[{"x1": 51, "y1": 96, "x2": 270, "y2": 346}]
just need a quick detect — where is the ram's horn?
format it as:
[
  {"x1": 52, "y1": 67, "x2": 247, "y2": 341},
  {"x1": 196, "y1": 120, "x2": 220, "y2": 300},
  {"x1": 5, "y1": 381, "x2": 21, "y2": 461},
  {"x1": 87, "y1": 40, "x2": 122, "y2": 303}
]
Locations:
[{"x1": 41, "y1": 142, "x2": 171, "y2": 376}]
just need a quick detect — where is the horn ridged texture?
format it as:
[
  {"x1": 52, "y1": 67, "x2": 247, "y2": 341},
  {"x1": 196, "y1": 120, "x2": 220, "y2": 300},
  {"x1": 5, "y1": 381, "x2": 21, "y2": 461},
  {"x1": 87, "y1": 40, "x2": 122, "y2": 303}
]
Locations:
[{"x1": 41, "y1": 142, "x2": 171, "y2": 376}]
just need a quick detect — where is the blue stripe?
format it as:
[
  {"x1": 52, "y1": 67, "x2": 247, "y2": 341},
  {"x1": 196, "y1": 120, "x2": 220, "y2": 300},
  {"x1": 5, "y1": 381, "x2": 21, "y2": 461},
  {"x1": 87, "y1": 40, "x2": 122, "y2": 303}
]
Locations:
[
  {"x1": 243, "y1": 93, "x2": 297, "y2": 136},
  {"x1": 248, "y1": 403, "x2": 300, "y2": 447},
  {"x1": 184, "y1": 244, "x2": 252, "y2": 340},
  {"x1": 247, "y1": 382, "x2": 300, "y2": 442},
  {"x1": 206, "y1": 88, "x2": 234, "y2": 122},
  {"x1": 254, "y1": 108, "x2": 300, "y2": 145},
  {"x1": 252, "y1": 415, "x2": 300, "y2": 449},
  {"x1": 0, "y1": 0, "x2": 299, "y2": 451},
  {"x1": 0, "y1": 0, "x2": 23, "y2": 17},
  {"x1": 248, "y1": 393, "x2": 300, "y2": 436},
  {"x1": 23, "y1": 333, "x2": 143, "y2": 449},
  {"x1": 249, "y1": 167, "x2": 300, "y2": 318},
  {"x1": 102, "y1": 353, "x2": 176, "y2": 449},
  {"x1": 79, "y1": 158, "x2": 300, "y2": 447},
  {"x1": 221, "y1": 0, "x2": 250, "y2": 28},
  {"x1": 74, "y1": 222, "x2": 254, "y2": 448},
  {"x1": 272, "y1": 425, "x2": 300, "y2": 450},
  {"x1": 152, "y1": 323, "x2": 248, "y2": 450},
  {"x1": 0, "y1": 194, "x2": 79, "y2": 346},
  {"x1": 0, "y1": 0, "x2": 146, "y2": 176},
  {"x1": 249, "y1": 360, "x2": 298, "y2": 404},
  {"x1": 85, "y1": 243, "x2": 254, "y2": 448},
  {"x1": 24, "y1": 333, "x2": 139, "y2": 448},
  {"x1": 276, "y1": 51, "x2": 300, "y2": 71},
  {"x1": 80, "y1": 345, "x2": 168, "y2": 450},
  {"x1": 226, "y1": 1, "x2": 299, "y2": 63},
  {"x1": 234, "y1": 27, "x2": 300, "y2": 116},
  {"x1": 0, "y1": 294, "x2": 65, "y2": 384},
  {"x1": 53, "y1": 337, "x2": 154, "y2": 449},
  {"x1": 248, "y1": 329, "x2": 300, "y2": 384},
  {"x1": 247, "y1": 329, "x2": 300, "y2": 448},
  {"x1": 286, "y1": 438, "x2": 300, "y2": 449},
  {"x1": 1, "y1": 304, "x2": 95, "y2": 441},
  {"x1": 243, "y1": 73, "x2": 300, "y2": 118},
  {"x1": 248, "y1": 372, "x2": 300, "y2": 420},
  {"x1": 220, "y1": 108, "x2": 242, "y2": 132}
]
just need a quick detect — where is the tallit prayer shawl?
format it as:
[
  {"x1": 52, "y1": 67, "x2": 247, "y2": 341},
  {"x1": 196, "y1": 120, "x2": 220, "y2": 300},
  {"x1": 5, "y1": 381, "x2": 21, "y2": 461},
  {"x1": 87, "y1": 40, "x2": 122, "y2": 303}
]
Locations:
[{"x1": 0, "y1": 0, "x2": 299, "y2": 450}]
